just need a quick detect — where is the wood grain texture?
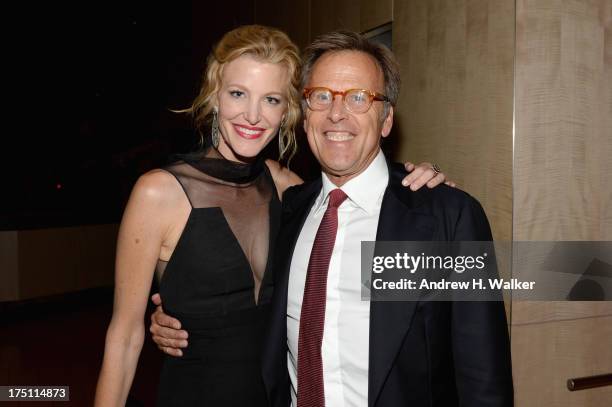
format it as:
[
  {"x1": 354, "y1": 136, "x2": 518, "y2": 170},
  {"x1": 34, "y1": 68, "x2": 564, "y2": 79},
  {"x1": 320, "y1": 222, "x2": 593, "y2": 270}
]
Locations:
[
  {"x1": 513, "y1": 1, "x2": 612, "y2": 405},
  {"x1": 512, "y1": 301, "x2": 612, "y2": 325},
  {"x1": 514, "y1": 0, "x2": 612, "y2": 241},
  {"x1": 393, "y1": 0, "x2": 515, "y2": 241},
  {"x1": 511, "y1": 315, "x2": 612, "y2": 406}
]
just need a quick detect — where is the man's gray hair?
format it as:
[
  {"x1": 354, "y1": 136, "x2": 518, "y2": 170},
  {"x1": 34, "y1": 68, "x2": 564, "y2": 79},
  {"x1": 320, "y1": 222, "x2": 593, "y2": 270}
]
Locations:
[{"x1": 301, "y1": 30, "x2": 401, "y2": 118}]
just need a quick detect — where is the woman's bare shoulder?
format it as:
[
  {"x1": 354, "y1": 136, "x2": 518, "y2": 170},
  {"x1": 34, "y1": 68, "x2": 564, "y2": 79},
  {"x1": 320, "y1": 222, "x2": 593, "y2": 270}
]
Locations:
[
  {"x1": 265, "y1": 160, "x2": 303, "y2": 197},
  {"x1": 130, "y1": 169, "x2": 186, "y2": 210}
]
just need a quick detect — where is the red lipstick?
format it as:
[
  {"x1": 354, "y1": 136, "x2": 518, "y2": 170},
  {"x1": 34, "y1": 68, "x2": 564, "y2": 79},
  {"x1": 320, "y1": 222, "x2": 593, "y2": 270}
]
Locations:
[{"x1": 232, "y1": 124, "x2": 266, "y2": 140}]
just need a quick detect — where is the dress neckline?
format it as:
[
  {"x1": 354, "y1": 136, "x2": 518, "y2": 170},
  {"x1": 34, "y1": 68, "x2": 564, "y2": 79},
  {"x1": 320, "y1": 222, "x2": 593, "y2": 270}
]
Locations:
[{"x1": 181, "y1": 147, "x2": 265, "y2": 185}]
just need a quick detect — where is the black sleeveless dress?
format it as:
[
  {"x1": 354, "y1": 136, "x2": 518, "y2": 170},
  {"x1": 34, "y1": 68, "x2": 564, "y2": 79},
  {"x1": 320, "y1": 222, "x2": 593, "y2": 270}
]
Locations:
[{"x1": 156, "y1": 148, "x2": 280, "y2": 406}]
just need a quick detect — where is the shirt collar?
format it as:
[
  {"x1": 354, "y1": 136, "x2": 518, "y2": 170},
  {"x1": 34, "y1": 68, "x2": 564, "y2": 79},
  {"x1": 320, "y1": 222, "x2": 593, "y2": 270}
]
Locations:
[{"x1": 315, "y1": 149, "x2": 389, "y2": 215}]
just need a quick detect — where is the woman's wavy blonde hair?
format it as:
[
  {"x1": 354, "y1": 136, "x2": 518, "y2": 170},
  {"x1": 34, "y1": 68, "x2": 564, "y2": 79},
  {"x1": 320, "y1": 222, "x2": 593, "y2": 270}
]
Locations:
[{"x1": 183, "y1": 25, "x2": 301, "y2": 162}]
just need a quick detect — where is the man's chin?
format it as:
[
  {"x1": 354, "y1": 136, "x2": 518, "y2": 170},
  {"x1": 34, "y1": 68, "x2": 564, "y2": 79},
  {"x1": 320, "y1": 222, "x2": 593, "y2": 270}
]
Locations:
[
  {"x1": 321, "y1": 164, "x2": 364, "y2": 183},
  {"x1": 322, "y1": 164, "x2": 352, "y2": 176}
]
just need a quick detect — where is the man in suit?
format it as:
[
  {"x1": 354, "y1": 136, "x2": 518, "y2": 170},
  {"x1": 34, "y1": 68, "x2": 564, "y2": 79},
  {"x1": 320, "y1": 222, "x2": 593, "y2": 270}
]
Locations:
[
  {"x1": 151, "y1": 31, "x2": 513, "y2": 406},
  {"x1": 261, "y1": 31, "x2": 513, "y2": 407}
]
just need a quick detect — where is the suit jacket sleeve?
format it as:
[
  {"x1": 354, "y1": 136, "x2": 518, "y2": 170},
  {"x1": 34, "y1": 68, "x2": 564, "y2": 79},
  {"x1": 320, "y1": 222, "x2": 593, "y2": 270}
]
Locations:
[{"x1": 450, "y1": 197, "x2": 514, "y2": 406}]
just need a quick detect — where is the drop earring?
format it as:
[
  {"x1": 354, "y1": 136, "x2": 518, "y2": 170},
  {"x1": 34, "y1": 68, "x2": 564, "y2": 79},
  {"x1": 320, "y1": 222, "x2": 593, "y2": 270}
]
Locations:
[
  {"x1": 278, "y1": 118, "x2": 287, "y2": 157},
  {"x1": 211, "y1": 108, "x2": 220, "y2": 148}
]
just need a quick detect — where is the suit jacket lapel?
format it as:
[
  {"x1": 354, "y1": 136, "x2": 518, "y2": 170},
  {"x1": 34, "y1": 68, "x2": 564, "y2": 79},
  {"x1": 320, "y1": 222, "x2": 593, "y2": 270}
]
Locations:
[
  {"x1": 276, "y1": 178, "x2": 322, "y2": 310},
  {"x1": 368, "y1": 167, "x2": 437, "y2": 407},
  {"x1": 261, "y1": 177, "x2": 322, "y2": 402}
]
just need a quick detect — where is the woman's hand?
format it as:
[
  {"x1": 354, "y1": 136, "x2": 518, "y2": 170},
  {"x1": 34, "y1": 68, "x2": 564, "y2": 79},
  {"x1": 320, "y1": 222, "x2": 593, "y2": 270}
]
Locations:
[{"x1": 401, "y1": 162, "x2": 456, "y2": 191}]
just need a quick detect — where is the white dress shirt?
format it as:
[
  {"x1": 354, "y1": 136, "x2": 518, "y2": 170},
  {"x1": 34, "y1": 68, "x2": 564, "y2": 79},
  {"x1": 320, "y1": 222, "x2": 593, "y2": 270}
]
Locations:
[{"x1": 287, "y1": 149, "x2": 389, "y2": 407}]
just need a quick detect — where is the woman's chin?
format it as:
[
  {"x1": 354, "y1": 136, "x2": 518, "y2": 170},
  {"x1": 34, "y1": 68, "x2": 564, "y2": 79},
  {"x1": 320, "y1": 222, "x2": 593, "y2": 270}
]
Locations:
[
  {"x1": 225, "y1": 147, "x2": 264, "y2": 163},
  {"x1": 219, "y1": 134, "x2": 276, "y2": 162},
  {"x1": 235, "y1": 140, "x2": 274, "y2": 159}
]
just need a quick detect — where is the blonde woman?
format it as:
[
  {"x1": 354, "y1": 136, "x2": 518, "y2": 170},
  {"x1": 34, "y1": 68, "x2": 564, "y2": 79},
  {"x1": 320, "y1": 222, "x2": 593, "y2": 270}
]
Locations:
[{"x1": 95, "y1": 25, "x2": 449, "y2": 406}]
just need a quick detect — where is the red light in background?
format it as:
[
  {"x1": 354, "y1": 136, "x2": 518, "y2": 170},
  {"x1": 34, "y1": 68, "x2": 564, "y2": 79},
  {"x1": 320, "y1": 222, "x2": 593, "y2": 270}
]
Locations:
[{"x1": 56, "y1": 183, "x2": 62, "y2": 190}]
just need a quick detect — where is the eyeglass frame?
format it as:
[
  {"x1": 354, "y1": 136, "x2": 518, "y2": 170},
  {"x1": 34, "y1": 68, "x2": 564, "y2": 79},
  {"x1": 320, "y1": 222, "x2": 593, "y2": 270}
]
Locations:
[{"x1": 303, "y1": 87, "x2": 391, "y2": 114}]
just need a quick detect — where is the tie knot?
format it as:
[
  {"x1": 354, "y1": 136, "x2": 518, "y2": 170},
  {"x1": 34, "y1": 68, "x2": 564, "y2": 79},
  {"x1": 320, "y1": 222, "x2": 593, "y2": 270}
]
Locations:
[{"x1": 327, "y1": 188, "x2": 348, "y2": 209}]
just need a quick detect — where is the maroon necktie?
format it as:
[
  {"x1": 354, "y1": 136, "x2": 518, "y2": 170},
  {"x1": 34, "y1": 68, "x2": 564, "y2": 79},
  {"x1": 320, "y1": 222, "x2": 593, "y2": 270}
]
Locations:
[{"x1": 297, "y1": 188, "x2": 348, "y2": 407}]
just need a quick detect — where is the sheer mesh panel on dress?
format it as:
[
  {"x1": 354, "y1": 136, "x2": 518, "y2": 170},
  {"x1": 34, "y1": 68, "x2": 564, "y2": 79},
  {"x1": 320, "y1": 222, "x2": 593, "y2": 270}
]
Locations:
[{"x1": 156, "y1": 148, "x2": 272, "y2": 301}]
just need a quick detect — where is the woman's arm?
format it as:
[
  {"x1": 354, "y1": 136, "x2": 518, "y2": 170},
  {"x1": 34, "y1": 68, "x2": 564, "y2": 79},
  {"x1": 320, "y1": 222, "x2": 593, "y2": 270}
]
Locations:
[{"x1": 94, "y1": 170, "x2": 183, "y2": 406}]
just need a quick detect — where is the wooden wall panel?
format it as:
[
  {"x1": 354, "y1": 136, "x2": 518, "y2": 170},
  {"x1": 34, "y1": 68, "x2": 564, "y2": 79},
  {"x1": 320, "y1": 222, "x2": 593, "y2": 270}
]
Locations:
[
  {"x1": 394, "y1": 1, "x2": 611, "y2": 404},
  {"x1": 256, "y1": 0, "x2": 390, "y2": 49},
  {"x1": 17, "y1": 224, "x2": 118, "y2": 300},
  {"x1": 514, "y1": 0, "x2": 612, "y2": 241},
  {"x1": 254, "y1": 0, "x2": 311, "y2": 49},
  {"x1": 512, "y1": 315, "x2": 612, "y2": 406},
  {"x1": 311, "y1": 0, "x2": 360, "y2": 39},
  {"x1": 393, "y1": 0, "x2": 515, "y2": 241},
  {"x1": 513, "y1": 1, "x2": 612, "y2": 405},
  {"x1": 0, "y1": 231, "x2": 19, "y2": 302},
  {"x1": 512, "y1": 301, "x2": 612, "y2": 325},
  {"x1": 361, "y1": 0, "x2": 393, "y2": 32}
]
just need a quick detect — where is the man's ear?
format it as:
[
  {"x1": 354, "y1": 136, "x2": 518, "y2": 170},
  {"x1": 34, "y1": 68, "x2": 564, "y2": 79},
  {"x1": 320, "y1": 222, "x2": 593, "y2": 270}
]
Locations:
[{"x1": 381, "y1": 106, "x2": 394, "y2": 138}]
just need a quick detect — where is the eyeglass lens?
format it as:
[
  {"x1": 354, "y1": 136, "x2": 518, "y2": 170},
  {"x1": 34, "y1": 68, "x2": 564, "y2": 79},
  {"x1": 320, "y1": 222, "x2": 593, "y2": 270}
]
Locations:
[{"x1": 308, "y1": 88, "x2": 372, "y2": 113}]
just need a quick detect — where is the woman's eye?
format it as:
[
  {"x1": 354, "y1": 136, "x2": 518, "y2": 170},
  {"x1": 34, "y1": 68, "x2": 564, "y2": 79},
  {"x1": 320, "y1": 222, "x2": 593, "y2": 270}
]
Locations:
[
  {"x1": 229, "y1": 90, "x2": 244, "y2": 98},
  {"x1": 266, "y1": 96, "x2": 281, "y2": 105}
]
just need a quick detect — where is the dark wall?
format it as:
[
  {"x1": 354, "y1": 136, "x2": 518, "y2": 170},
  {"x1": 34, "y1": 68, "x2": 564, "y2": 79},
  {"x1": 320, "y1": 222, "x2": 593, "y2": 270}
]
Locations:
[{"x1": 4, "y1": 1, "x2": 255, "y2": 230}]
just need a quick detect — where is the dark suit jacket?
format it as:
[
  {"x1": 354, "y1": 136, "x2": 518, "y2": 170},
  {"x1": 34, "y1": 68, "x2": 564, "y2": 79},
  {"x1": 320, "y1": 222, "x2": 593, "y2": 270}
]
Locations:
[{"x1": 261, "y1": 162, "x2": 513, "y2": 407}]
